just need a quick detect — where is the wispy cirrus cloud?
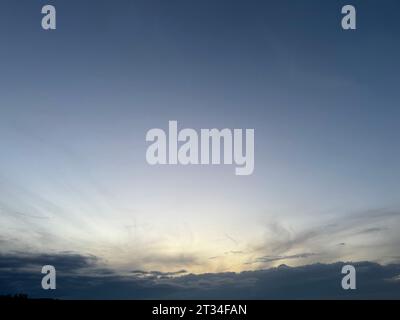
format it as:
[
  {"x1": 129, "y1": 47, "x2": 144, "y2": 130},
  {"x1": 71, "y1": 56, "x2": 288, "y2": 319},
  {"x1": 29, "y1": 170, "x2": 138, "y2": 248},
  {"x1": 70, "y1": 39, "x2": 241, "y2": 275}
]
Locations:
[
  {"x1": 246, "y1": 252, "x2": 317, "y2": 264},
  {"x1": 246, "y1": 208, "x2": 400, "y2": 267}
]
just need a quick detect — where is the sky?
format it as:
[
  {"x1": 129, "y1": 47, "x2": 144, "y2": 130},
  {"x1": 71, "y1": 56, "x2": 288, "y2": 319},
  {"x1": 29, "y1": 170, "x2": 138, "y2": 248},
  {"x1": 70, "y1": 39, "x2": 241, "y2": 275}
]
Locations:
[{"x1": 0, "y1": 0, "x2": 400, "y2": 298}]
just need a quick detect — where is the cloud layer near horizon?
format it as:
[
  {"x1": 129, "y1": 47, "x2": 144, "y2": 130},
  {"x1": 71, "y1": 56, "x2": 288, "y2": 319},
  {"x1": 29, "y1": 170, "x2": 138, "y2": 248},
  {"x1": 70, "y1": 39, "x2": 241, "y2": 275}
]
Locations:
[{"x1": 1, "y1": 252, "x2": 400, "y2": 299}]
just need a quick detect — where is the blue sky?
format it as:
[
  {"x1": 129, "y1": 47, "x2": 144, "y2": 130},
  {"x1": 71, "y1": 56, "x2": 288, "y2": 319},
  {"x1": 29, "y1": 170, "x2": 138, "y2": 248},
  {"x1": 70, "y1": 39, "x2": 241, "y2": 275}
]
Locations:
[{"x1": 0, "y1": 0, "x2": 400, "y2": 283}]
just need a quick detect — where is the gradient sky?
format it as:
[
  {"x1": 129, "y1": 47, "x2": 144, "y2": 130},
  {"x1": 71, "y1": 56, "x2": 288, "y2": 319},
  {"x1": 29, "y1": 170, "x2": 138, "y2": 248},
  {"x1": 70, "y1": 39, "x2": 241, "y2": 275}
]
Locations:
[{"x1": 0, "y1": 0, "x2": 400, "y2": 275}]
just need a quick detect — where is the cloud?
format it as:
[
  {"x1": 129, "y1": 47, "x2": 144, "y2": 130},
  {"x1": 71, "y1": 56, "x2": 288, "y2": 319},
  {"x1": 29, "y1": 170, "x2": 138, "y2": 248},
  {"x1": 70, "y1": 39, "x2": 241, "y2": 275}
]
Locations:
[
  {"x1": 248, "y1": 252, "x2": 317, "y2": 264},
  {"x1": 356, "y1": 227, "x2": 387, "y2": 235},
  {"x1": 249, "y1": 208, "x2": 400, "y2": 267},
  {"x1": 0, "y1": 252, "x2": 99, "y2": 273},
  {"x1": 141, "y1": 253, "x2": 199, "y2": 268},
  {"x1": 1, "y1": 252, "x2": 400, "y2": 299},
  {"x1": 131, "y1": 269, "x2": 188, "y2": 279}
]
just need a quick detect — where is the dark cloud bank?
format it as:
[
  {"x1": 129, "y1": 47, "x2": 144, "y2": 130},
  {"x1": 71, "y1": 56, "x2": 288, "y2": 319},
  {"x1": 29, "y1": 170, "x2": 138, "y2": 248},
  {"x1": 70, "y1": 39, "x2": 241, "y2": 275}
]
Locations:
[{"x1": 1, "y1": 252, "x2": 400, "y2": 299}]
